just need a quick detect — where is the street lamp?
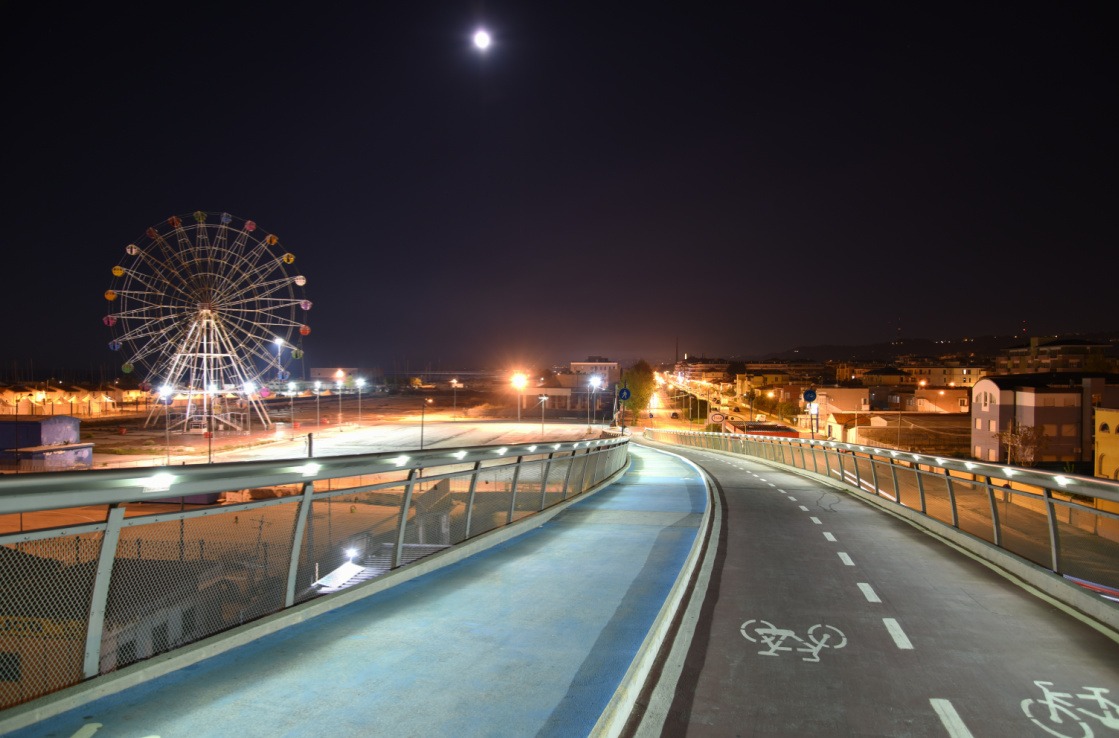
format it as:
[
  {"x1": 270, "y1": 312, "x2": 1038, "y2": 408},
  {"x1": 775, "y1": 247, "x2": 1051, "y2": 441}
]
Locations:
[
  {"x1": 420, "y1": 397, "x2": 433, "y2": 449},
  {"x1": 159, "y1": 384, "x2": 172, "y2": 465},
  {"x1": 587, "y1": 376, "x2": 602, "y2": 428},
  {"x1": 511, "y1": 373, "x2": 527, "y2": 422},
  {"x1": 356, "y1": 378, "x2": 365, "y2": 424},
  {"x1": 336, "y1": 380, "x2": 343, "y2": 423},
  {"x1": 451, "y1": 378, "x2": 460, "y2": 417},
  {"x1": 538, "y1": 395, "x2": 548, "y2": 437},
  {"x1": 287, "y1": 381, "x2": 296, "y2": 429},
  {"x1": 273, "y1": 336, "x2": 284, "y2": 381},
  {"x1": 314, "y1": 380, "x2": 321, "y2": 428}
]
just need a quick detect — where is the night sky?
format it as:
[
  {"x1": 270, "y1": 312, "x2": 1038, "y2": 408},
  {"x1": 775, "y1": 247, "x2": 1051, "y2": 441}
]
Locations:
[{"x1": 2, "y1": 2, "x2": 1114, "y2": 377}]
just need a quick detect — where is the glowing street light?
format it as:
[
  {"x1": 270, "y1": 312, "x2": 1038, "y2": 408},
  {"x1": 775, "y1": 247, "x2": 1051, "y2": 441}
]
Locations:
[
  {"x1": 356, "y1": 378, "x2": 366, "y2": 425},
  {"x1": 538, "y1": 395, "x2": 549, "y2": 437},
  {"x1": 587, "y1": 375, "x2": 602, "y2": 429},
  {"x1": 273, "y1": 336, "x2": 284, "y2": 381},
  {"x1": 473, "y1": 28, "x2": 491, "y2": 51},
  {"x1": 451, "y1": 378, "x2": 461, "y2": 417},
  {"x1": 420, "y1": 397, "x2": 434, "y2": 450},
  {"x1": 511, "y1": 373, "x2": 527, "y2": 422}
]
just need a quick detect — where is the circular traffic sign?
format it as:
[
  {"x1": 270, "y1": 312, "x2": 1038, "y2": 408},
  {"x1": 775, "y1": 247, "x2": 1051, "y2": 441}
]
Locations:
[
  {"x1": 803, "y1": 389, "x2": 817, "y2": 403},
  {"x1": 709, "y1": 412, "x2": 725, "y2": 423},
  {"x1": 618, "y1": 388, "x2": 631, "y2": 400}
]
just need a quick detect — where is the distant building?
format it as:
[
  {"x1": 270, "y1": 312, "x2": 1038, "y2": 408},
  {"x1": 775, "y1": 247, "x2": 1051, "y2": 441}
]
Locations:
[
  {"x1": 1095, "y1": 407, "x2": 1119, "y2": 480},
  {"x1": 569, "y1": 357, "x2": 620, "y2": 385},
  {"x1": 995, "y1": 337, "x2": 1116, "y2": 374},
  {"x1": 971, "y1": 372, "x2": 1119, "y2": 466},
  {"x1": 897, "y1": 361, "x2": 990, "y2": 388}
]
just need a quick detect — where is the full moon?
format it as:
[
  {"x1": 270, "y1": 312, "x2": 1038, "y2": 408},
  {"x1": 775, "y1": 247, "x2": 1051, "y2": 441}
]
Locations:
[{"x1": 473, "y1": 29, "x2": 491, "y2": 50}]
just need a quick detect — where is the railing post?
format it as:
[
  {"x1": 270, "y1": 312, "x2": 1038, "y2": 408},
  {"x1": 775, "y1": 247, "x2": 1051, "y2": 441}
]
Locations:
[
  {"x1": 1043, "y1": 488, "x2": 1063, "y2": 573},
  {"x1": 463, "y1": 460, "x2": 482, "y2": 540},
  {"x1": 507, "y1": 456, "x2": 524, "y2": 523},
  {"x1": 984, "y1": 475, "x2": 1002, "y2": 548},
  {"x1": 393, "y1": 468, "x2": 419, "y2": 568},
  {"x1": 810, "y1": 445, "x2": 819, "y2": 474},
  {"x1": 823, "y1": 446, "x2": 832, "y2": 478},
  {"x1": 915, "y1": 462, "x2": 927, "y2": 513},
  {"x1": 539, "y1": 452, "x2": 554, "y2": 511},
  {"x1": 869, "y1": 455, "x2": 881, "y2": 496},
  {"x1": 942, "y1": 467, "x2": 959, "y2": 528},
  {"x1": 889, "y1": 459, "x2": 900, "y2": 503},
  {"x1": 852, "y1": 451, "x2": 862, "y2": 491},
  {"x1": 561, "y1": 450, "x2": 578, "y2": 499},
  {"x1": 84, "y1": 504, "x2": 125, "y2": 678},
  {"x1": 285, "y1": 480, "x2": 316, "y2": 606}
]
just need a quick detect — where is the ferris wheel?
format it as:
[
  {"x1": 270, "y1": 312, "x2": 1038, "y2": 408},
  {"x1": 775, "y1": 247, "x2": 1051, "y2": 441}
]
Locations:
[{"x1": 103, "y1": 211, "x2": 311, "y2": 430}]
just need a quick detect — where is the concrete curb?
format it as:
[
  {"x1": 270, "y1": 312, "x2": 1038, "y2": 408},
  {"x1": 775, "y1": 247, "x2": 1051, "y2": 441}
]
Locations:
[{"x1": 590, "y1": 444, "x2": 716, "y2": 737}]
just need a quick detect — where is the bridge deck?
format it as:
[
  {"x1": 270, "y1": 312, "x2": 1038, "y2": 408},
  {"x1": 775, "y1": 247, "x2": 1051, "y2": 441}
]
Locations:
[{"x1": 5, "y1": 445, "x2": 705, "y2": 738}]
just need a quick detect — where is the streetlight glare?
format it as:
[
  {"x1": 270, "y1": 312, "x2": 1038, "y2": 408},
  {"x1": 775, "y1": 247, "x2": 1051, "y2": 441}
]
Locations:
[{"x1": 473, "y1": 29, "x2": 491, "y2": 50}]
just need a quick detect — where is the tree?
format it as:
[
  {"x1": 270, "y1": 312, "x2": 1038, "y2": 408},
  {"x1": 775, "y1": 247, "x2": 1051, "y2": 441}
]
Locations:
[
  {"x1": 996, "y1": 421, "x2": 1047, "y2": 466},
  {"x1": 620, "y1": 360, "x2": 656, "y2": 425}
]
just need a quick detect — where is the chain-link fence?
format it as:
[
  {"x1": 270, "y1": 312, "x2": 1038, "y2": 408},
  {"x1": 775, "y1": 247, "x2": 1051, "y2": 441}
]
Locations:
[
  {"x1": 0, "y1": 437, "x2": 629, "y2": 710},
  {"x1": 645, "y1": 428, "x2": 1119, "y2": 603}
]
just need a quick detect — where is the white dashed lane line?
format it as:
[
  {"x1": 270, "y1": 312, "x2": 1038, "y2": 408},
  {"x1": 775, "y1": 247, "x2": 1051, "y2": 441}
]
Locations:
[
  {"x1": 837, "y1": 552, "x2": 855, "y2": 566},
  {"x1": 810, "y1": 517, "x2": 822, "y2": 525},
  {"x1": 857, "y1": 583, "x2": 881, "y2": 603},
  {"x1": 823, "y1": 532, "x2": 836, "y2": 542},
  {"x1": 883, "y1": 618, "x2": 914, "y2": 649},
  {"x1": 787, "y1": 496, "x2": 797, "y2": 501},
  {"x1": 798, "y1": 505, "x2": 809, "y2": 511},
  {"x1": 929, "y1": 699, "x2": 974, "y2": 738}
]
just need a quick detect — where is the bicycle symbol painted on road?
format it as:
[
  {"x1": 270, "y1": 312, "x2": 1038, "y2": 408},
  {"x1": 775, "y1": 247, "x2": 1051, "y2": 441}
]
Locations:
[
  {"x1": 1021, "y1": 680, "x2": 1119, "y2": 738},
  {"x1": 740, "y1": 619, "x2": 847, "y2": 662}
]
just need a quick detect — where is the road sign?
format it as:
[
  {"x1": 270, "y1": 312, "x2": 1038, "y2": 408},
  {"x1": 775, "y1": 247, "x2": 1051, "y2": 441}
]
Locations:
[
  {"x1": 803, "y1": 389, "x2": 817, "y2": 403},
  {"x1": 618, "y1": 388, "x2": 631, "y2": 401},
  {"x1": 709, "y1": 412, "x2": 725, "y2": 423}
]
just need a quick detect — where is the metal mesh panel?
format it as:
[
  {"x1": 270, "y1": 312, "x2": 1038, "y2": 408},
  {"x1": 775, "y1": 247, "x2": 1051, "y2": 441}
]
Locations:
[
  {"x1": 1054, "y1": 502, "x2": 1119, "y2": 591},
  {"x1": 294, "y1": 485, "x2": 407, "y2": 602},
  {"x1": 920, "y1": 472, "x2": 955, "y2": 526},
  {"x1": 949, "y1": 478, "x2": 995, "y2": 544},
  {"x1": 893, "y1": 464, "x2": 923, "y2": 510},
  {"x1": 874, "y1": 460, "x2": 901, "y2": 504},
  {"x1": 996, "y1": 490, "x2": 1054, "y2": 566},
  {"x1": 0, "y1": 535, "x2": 101, "y2": 709},
  {"x1": 467, "y1": 465, "x2": 516, "y2": 537},
  {"x1": 101, "y1": 503, "x2": 299, "y2": 673},
  {"x1": 511, "y1": 460, "x2": 546, "y2": 521}
]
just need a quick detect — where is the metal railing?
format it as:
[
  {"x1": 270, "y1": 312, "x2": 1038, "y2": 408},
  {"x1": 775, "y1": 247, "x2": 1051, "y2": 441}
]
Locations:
[
  {"x1": 645, "y1": 428, "x2": 1119, "y2": 600},
  {"x1": 0, "y1": 436, "x2": 629, "y2": 711}
]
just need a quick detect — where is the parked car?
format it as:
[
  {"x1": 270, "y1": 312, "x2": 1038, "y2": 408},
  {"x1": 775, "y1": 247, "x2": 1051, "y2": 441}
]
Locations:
[{"x1": 670, "y1": 412, "x2": 679, "y2": 419}]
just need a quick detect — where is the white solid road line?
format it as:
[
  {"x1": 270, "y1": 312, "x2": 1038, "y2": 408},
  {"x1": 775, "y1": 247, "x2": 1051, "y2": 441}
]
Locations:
[
  {"x1": 883, "y1": 618, "x2": 914, "y2": 649},
  {"x1": 857, "y1": 582, "x2": 881, "y2": 603},
  {"x1": 929, "y1": 698, "x2": 974, "y2": 738},
  {"x1": 837, "y1": 552, "x2": 855, "y2": 566},
  {"x1": 823, "y1": 532, "x2": 836, "y2": 542}
]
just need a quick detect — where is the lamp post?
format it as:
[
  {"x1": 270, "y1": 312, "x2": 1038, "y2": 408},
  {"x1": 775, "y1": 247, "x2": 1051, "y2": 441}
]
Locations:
[
  {"x1": 420, "y1": 397, "x2": 433, "y2": 449},
  {"x1": 273, "y1": 336, "x2": 284, "y2": 381},
  {"x1": 451, "y1": 378, "x2": 460, "y2": 417},
  {"x1": 587, "y1": 375, "x2": 601, "y2": 429},
  {"x1": 159, "y1": 384, "x2": 172, "y2": 464},
  {"x1": 287, "y1": 382, "x2": 296, "y2": 429},
  {"x1": 314, "y1": 381, "x2": 321, "y2": 428},
  {"x1": 337, "y1": 380, "x2": 343, "y2": 423},
  {"x1": 356, "y1": 378, "x2": 365, "y2": 425},
  {"x1": 511, "y1": 373, "x2": 527, "y2": 422},
  {"x1": 538, "y1": 395, "x2": 548, "y2": 437}
]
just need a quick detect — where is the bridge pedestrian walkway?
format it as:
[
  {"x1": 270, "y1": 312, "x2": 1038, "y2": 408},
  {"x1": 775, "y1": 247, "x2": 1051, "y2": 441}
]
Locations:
[{"x1": 4, "y1": 444, "x2": 708, "y2": 738}]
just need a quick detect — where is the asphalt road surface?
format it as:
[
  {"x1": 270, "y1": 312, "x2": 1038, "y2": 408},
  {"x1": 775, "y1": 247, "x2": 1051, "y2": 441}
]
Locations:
[{"x1": 636, "y1": 441, "x2": 1119, "y2": 738}]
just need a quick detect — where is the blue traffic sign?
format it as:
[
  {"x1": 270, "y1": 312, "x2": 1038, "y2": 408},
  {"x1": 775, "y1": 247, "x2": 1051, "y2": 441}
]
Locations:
[
  {"x1": 803, "y1": 389, "x2": 817, "y2": 403},
  {"x1": 618, "y1": 388, "x2": 632, "y2": 401}
]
